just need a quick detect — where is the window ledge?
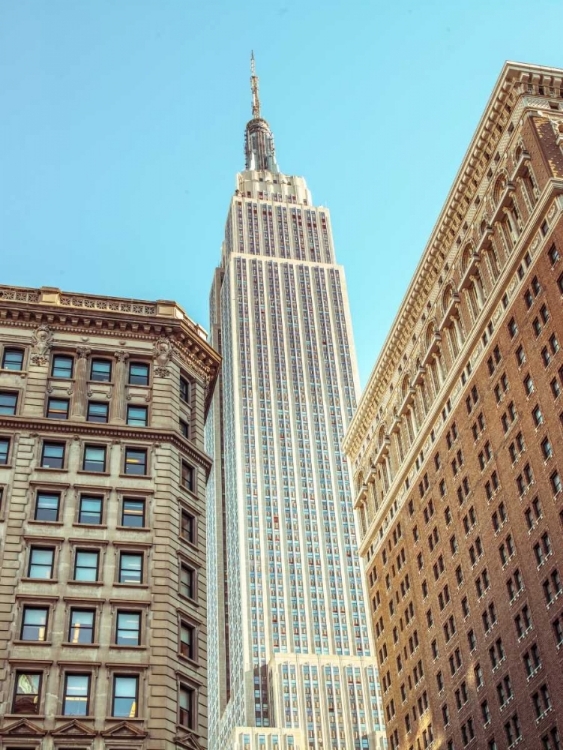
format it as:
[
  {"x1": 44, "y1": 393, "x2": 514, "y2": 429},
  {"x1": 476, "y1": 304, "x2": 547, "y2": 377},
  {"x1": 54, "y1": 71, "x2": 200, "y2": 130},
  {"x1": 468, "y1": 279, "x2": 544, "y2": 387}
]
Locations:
[
  {"x1": 73, "y1": 523, "x2": 108, "y2": 530},
  {"x1": 13, "y1": 640, "x2": 52, "y2": 646},
  {"x1": 34, "y1": 466, "x2": 67, "y2": 472},
  {"x1": 119, "y1": 473, "x2": 151, "y2": 480},
  {"x1": 21, "y1": 577, "x2": 58, "y2": 584},
  {"x1": 113, "y1": 583, "x2": 149, "y2": 589},
  {"x1": 76, "y1": 470, "x2": 111, "y2": 477},
  {"x1": 68, "y1": 580, "x2": 104, "y2": 587},
  {"x1": 62, "y1": 642, "x2": 99, "y2": 648},
  {"x1": 28, "y1": 520, "x2": 64, "y2": 527},
  {"x1": 109, "y1": 644, "x2": 146, "y2": 650},
  {"x1": 116, "y1": 525, "x2": 151, "y2": 532}
]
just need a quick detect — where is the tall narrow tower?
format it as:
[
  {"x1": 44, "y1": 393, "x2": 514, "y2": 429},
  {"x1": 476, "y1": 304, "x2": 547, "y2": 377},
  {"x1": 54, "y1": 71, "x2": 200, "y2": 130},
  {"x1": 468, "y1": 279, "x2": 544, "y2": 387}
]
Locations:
[{"x1": 206, "y1": 58, "x2": 386, "y2": 750}]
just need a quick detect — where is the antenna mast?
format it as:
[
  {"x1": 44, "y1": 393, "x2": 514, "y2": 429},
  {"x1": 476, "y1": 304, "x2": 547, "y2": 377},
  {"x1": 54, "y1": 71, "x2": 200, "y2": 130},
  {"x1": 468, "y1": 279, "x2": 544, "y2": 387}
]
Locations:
[{"x1": 250, "y1": 50, "x2": 261, "y2": 119}]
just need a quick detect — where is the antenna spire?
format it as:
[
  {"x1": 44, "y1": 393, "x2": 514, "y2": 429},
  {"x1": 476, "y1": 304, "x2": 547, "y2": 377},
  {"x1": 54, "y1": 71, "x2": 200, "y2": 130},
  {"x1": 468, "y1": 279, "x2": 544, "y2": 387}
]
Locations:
[{"x1": 250, "y1": 50, "x2": 261, "y2": 119}]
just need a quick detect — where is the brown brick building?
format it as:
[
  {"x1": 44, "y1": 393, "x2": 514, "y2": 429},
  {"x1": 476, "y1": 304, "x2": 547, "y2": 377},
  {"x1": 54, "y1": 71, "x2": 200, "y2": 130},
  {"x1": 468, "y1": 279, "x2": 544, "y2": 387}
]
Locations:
[
  {"x1": 0, "y1": 285, "x2": 220, "y2": 749},
  {"x1": 344, "y1": 62, "x2": 563, "y2": 750}
]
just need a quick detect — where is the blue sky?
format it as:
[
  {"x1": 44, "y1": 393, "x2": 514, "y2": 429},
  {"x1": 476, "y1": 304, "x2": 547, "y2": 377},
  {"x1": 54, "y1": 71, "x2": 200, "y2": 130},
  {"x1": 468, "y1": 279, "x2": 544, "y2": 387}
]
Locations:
[{"x1": 1, "y1": 0, "x2": 563, "y2": 386}]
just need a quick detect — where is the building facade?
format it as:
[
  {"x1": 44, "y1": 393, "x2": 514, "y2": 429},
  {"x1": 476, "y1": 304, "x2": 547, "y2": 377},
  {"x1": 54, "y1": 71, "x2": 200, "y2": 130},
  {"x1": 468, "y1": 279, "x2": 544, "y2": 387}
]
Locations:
[
  {"x1": 206, "y1": 61, "x2": 386, "y2": 750},
  {"x1": 344, "y1": 62, "x2": 563, "y2": 750},
  {"x1": 0, "y1": 285, "x2": 220, "y2": 750}
]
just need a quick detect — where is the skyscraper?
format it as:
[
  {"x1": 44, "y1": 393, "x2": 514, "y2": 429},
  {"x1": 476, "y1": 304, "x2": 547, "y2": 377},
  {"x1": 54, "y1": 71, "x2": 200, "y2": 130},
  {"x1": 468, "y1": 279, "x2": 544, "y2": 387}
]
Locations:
[{"x1": 206, "y1": 58, "x2": 386, "y2": 750}]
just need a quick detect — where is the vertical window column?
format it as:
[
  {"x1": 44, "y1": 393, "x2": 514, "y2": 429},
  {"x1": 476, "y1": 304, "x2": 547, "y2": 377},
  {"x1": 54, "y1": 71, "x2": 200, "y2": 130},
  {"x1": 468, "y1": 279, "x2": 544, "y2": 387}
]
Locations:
[
  {"x1": 71, "y1": 346, "x2": 91, "y2": 419},
  {"x1": 109, "y1": 351, "x2": 129, "y2": 423}
]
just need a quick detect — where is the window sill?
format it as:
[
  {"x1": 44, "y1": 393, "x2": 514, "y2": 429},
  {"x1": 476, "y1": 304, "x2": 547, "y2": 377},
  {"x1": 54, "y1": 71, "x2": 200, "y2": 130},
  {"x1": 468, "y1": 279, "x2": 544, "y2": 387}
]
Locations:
[
  {"x1": 113, "y1": 582, "x2": 149, "y2": 589},
  {"x1": 178, "y1": 652, "x2": 198, "y2": 666},
  {"x1": 119, "y1": 473, "x2": 151, "y2": 480},
  {"x1": 109, "y1": 644, "x2": 146, "y2": 650},
  {"x1": 68, "y1": 580, "x2": 104, "y2": 586},
  {"x1": 21, "y1": 577, "x2": 58, "y2": 584},
  {"x1": 4, "y1": 713, "x2": 46, "y2": 720},
  {"x1": 116, "y1": 525, "x2": 150, "y2": 532},
  {"x1": 34, "y1": 466, "x2": 67, "y2": 472},
  {"x1": 73, "y1": 523, "x2": 108, "y2": 530},
  {"x1": 76, "y1": 470, "x2": 111, "y2": 477},
  {"x1": 28, "y1": 520, "x2": 64, "y2": 527},
  {"x1": 13, "y1": 640, "x2": 52, "y2": 646},
  {"x1": 62, "y1": 642, "x2": 99, "y2": 648}
]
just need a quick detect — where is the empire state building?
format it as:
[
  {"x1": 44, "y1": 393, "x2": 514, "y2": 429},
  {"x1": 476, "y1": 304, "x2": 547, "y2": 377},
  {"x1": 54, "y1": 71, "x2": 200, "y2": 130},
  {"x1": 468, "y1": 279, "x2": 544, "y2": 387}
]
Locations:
[{"x1": 206, "y1": 57, "x2": 386, "y2": 750}]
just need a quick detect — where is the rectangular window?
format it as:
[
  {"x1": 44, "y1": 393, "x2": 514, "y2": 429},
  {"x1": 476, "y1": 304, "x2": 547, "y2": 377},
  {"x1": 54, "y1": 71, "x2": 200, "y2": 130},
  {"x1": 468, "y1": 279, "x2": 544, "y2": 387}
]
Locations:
[
  {"x1": 46, "y1": 397, "x2": 69, "y2": 420},
  {"x1": 116, "y1": 611, "x2": 141, "y2": 646},
  {"x1": 51, "y1": 355, "x2": 74, "y2": 379},
  {"x1": 182, "y1": 462, "x2": 195, "y2": 492},
  {"x1": 179, "y1": 684, "x2": 196, "y2": 728},
  {"x1": 121, "y1": 498, "x2": 145, "y2": 527},
  {"x1": 179, "y1": 419, "x2": 189, "y2": 438},
  {"x1": 13, "y1": 672, "x2": 42, "y2": 714},
  {"x1": 180, "y1": 622, "x2": 196, "y2": 659},
  {"x1": 181, "y1": 510, "x2": 196, "y2": 543},
  {"x1": 78, "y1": 495, "x2": 103, "y2": 525},
  {"x1": 127, "y1": 405, "x2": 148, "y2": 427},
  {"x1": 74, "y1": 550, "x2": 100, "y2": 582},
  {"x1": 90, "y1": 359, "x2": 112, "y2": 382},
  {"x1": 119, "y1": 552, "x2": 143, "y2": 584},
  {"x1": 63, "y1": 673, "x2": 90, "y2": 716},
  {"x1": 180, "y1": 563, "x2": 196, "y2": 599},
  {"x1": 83, "y1": 445, "x2": 106, "y2": 473},
  {"x1": 41, "y1": 441, "x2": 65, "y2": 469},
  {"x1": 0, "y1": 438, "x2": 9, "y2": 465},
  {"x1": 112, "y1": 675, "x2": 139, "y2": 717},
  {"x1": 0, "y1": 391, "x2": 18, "y2": 415},
  {"x1": 87, "y1": 401, "x2": 108, "y2": 423},
  {"x1": 2, "y1": 348, "x2": 24, "y2": 370},
  {"x1": 35, "y1": 491, "x2": 60, "y2": 522},
  {"x1": 28, "y1": 547, "x2": 54, "y2": 579},
  {"x1": 129, "y1": 362, "x2": 149, "y2": 386},
  {"x1": 68, "y1": 609, "x2": 95, "y2": 644},
  {"x1": 180, "y1": 377, "x2": 190, "y2": 403},
  {"x1": 124, "y1": 448, "x2": 147, "y2": 476},
  {"x1": 21, "y1": 606, "x2": 48, "y2": 641}
]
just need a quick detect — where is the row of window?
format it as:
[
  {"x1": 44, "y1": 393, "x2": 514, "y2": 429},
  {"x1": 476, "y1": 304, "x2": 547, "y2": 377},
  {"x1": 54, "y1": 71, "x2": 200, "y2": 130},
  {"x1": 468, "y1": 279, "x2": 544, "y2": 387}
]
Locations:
[
  {"x1": 0, "y1": 391, "x2": 149, "y2": 425},
  {"x1": 11, "y1": 670, "x2": 197, "y2": 728}
]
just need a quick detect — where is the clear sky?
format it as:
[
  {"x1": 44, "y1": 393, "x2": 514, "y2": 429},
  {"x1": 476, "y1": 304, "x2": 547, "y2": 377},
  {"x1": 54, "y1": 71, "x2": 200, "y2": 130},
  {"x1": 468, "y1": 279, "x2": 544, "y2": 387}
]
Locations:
[{"x1": 1, "y1": 0, "x2": 562, "y2": 386}]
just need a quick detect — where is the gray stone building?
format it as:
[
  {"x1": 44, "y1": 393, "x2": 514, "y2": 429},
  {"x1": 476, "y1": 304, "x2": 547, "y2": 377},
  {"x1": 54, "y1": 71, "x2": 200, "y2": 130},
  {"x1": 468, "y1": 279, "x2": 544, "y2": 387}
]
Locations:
[{"x1": 0, "y1": 285, "x2": 220, "y2": 750}]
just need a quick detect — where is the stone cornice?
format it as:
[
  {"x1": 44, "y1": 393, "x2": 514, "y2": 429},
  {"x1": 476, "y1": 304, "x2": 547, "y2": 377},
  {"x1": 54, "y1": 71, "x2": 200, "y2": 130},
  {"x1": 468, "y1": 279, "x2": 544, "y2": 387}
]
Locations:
[
  {"x1": 0, "y1": 416, "x2": 213, "y2": 476},
  {"x1": 344, "y1": 61, "x2": 563, "y2": 459}
]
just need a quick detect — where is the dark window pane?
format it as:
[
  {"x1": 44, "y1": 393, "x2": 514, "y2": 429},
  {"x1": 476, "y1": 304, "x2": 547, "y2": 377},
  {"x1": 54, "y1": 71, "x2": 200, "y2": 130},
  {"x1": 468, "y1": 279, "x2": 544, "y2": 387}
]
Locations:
[
  {"x1": 179, "y1": 419, "x2": 189, "y2": 438},
  {"x1": 63, "y1": 674, "x2": 90, "y2": 716},
  {"x1": 35, "y1": 492, "x2": 60, "y2": 522},
  {"x1": 41, "y1": 442, "x2": 65, "y2": 469},
  {"x1": 68, "y1": 609, "x2": 95, "y2": 644},
  {"x1": 122, "y1": 499, "x2": 145, "y2": 527},
  {"x1": 0, "y1": 438, "x2": 10, "y2": 465},
  {"x1": 129, "y1": 363, "x2": 149, "y2": 386},
  {"x1": 21, "y1": 607, "x2": 48, "y2": 641},
  {"x1": 180, "y1": 565, "x2": 195, "y2": 599},
  {"x1": 87, "y1": 402, "x2": 108, "y2": 423},
  {"x1": 179, "y1": 685, "x2": 195, "y2": 727},
  {"x1": 28, "y1": 548, "x2": 54, "y2": 579},
  {"x1": 90, "y1": 359, "x2": 112, "y2": 382},
  {"x1": 0, "y1": 392, "x2": 17, "y2": 415},
  {"x1": 124, "y1": 449, "x2": 147, "y2": 475},
  {"x1": 116, "y1": 611, "x2": 141, "y2": 646},
  {"x1": 46, "y1": 398, "x2": 69, "y2": 420},
  {"x1": 52, "y1": 355, "x2": 73, "y2": 379},
  {"x1": 182, "y1": 463, "x2": 194, "y2": 492},
  {"x1": 127, "y1": 406, "x2": 147, "y2": 427},
  {"x1": 74, "y1": 551, "x2": 99, "y2": 582},
  {"x1": 180, "y1": 622, "x2": 195, "y2": 659},
  {"x1": 13, "y1": 672, "x2": 42, "y2": 714},
  {"x1": 2, "y1": 348, "x2": 24, "y2": 370},
  {"x1": 83, "y1": 446, "x2": 106, "y2": 472},
  {"x1": 180, "y1": 377, "x2": 190, "y2": 403},
  {"x1": 181, "y1": 511, "x2": 196, "y2": 543},
  {"x1": 112, "y1": 676, "x2": 138, "y2": 717},
  {"x1": 78, "y1": 495, "x2": 103, "y2": 525},
  {"x1": 119, "y1": 553, "x2": 143, "y2": 584}
]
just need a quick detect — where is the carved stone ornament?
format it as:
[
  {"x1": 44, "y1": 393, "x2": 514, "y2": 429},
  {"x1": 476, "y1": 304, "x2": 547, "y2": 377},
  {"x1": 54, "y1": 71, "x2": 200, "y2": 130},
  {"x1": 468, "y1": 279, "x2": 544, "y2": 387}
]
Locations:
[
  {"x1": 76, "y1": 346, "x2": 91, "y2": 359},
  {"x1": 114, "y1": 350, "x2": 130, "y2": 363},
  {"x1": 30, "y1": 325, "x2": 53, "y2": 366},
  {"x1": 153, "y1": 336, "x2": 172, "y2": 377}
]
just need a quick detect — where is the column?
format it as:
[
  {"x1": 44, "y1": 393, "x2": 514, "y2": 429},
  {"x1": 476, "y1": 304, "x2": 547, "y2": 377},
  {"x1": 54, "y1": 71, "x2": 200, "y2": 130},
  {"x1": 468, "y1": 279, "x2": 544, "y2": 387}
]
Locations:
[
  {"x1": 110, "y1": 350, "x2": 129, "y2": 423},
  {"x1": 71, "y1": 346, "x2": 90, "y2": 420}
]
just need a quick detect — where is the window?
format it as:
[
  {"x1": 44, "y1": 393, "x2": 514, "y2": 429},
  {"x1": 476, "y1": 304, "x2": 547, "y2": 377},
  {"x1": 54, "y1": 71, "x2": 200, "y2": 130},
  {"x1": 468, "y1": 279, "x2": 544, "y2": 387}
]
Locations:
[
  {"x1": 523, "y1": 643, "x2": 541, "y2": 677},
  {"x1": 83, "y1": 445, "x2": 107, "y2": 473},
  {"x1": 550, "y1": 333, "x2": 560, "y2": 354},
  {"x1": 127, "y1": 405, "x2": 148, "y2": 427},
  {"x1": 474, "y1": 663, "x2": 483, "y2": 688},
  {"x1": 542, "y1": 346, "x2": 552, "y2": 367},
  {"x1": 41, "y1": 441, "x2": 65, "y2": 469},
  {"x1": 2, "y1": 348, "x2": 24, "y2": 370},
  {"x1": 180, "y1": 376, "x2": 190, "y2": 403},
  {"x1": 181, "y1": 509, "x2": 196, "y2": 543},
  {"x1": 112, "y1": 675, "x2": 139, "y2": 717},
  {"x1": 468, "y1": 628, "x2": 476, "y2": 651},
  {"x1": 515, "y1": 604, "x2": 532, "y2": 639},
  {"x1": 20, "y1": 606, "x2": 48, "y2": 641},
  {"x1": 51, "y1": 355, "x2": 73, "y2": 379},
  {"x1": 542, "y1": 728, "x2": 561, "y2": 750},
  {"x1": 28, "y1": 547, "x2": 54, "y2": 579},
  {"x1": 179, "y1": 419, "x2": 189, "y2": 438},
  {"x1": 179, "y1": 684, "x2": 196, "y2": 728},
  {"x1": 119, "y1": 552, "x2": 143, "y2": 584},
  {"x1": 90, "y1": 359, "x2": 112, "y2": 382},
  {"x1": 542, "y1": 437, "x2": 553, "y2": 460},
  {"x1": 63, "y1": 673, "x2": 90, "y2": 716},
  {"x1": 548, "y1": 244, "x2": 560, "y2": 265},
  {"x1": 87, "y1": 401, "x2": 108, "y2": 423},
  {"x1": 124, "y1": 448, "x2": 147, "y2": 476},
  {"x1": 180, "y1": 621, "x2": 196, "y2": 660},
  {"x1": 0, "y1": 437, "x2": 9, "y2": 464},
  {"x1": 35, "y1": 491, "x2": 60, "y2": 522},
  {"x1": 13, "y1": 672, "x2": 42, "y2": 714},
  {"x1": 504, "y1": 713, "x2": 522, "y2": 747},
  {"x1": 532, "y1": 684, "x2": 552, "y2": 719},
  {"x1": 182, "y1": 462, "x2": 195, "y2": 492},
  {"x1": 78, "y1": 495, "x2": 103, "y2": 525},
  {"x1": 532, "y1": 404, "x2": 543, "y2": 426},
  {"x1": 68, "y1": 609, "x2": 95, "y2": 644},
  {"x1": 550, "y1": 377, "x2": 561, "y2": 398},
  {"x1": 129, "y1": 362, "x2": 149, "y2": 386},
  {"x1": 74, "y1": 550, "x2": 100, "y2": 582},
  {"x1": 515, "y1": 345, "x2": 526, "y2": 366},
  {"x1": 508, "y1": 318, "x2": 518, "y2": 338},
  {"x1": 524, "y1": 373, "x2": 534, "y2": 395},
  {"x1": 551, "y1": 471, "x2": 562, "y2": 495},
  {"x1": 180, "y1": 563, "x2": 196, "y2": 599},
  {"x1": 46, "y1": 397, "x2": 69, "y2": 420},
  {"x1": 116, "y1": 611, "x2": 141, "y2": 646},
  {"x1": 0, "y1": 391, "x2": 18, "y2": 415},
  {"x1": 121, "y1": 498, "x2": 146, "y2": 527}
]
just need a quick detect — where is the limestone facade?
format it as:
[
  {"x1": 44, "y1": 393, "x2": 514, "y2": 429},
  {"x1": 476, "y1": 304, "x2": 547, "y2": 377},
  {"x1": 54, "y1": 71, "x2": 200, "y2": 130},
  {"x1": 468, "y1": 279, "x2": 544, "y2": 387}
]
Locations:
[{"x1": 0, "y1": 285, "x2": 220, "y2": 750}]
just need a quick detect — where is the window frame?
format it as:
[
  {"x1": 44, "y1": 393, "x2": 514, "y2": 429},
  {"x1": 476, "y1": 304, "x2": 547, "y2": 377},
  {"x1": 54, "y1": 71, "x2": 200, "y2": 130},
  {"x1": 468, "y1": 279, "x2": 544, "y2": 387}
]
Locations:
[
  {"x1": 62, "y1": 672, "x2": 91, "y2": 717},
  {"x1": 46, "y1": 397, "x2": 69, "y2": 420},
  {"x1": 34, "y1": 490, "x2": 61, "y2": 523},
  {"x1": 90, "y1": 358, "x2": 112, "y2": 383},
  {"x1": 77, "y1": 494, "x2": 104, "y2": 525},
  {"x1": 124, "y1": 447, "x2": 148, "y2": 476},
  {"x1": 27, "y1": 546, "x2": 55, "y2": 580},
  {"x1": 181, "y1": 462, "x2": 195, "y2": 493},
  {"x1": 180, "y1": 507, "x2": 197, "y2": 545},
  {"x1": 20, "y1": 605, "x2": 49, "y2": 642},
  {"x1": 73, "y1": 548, "x2": 101, "y2": 583},
  {"x1": 40, "y1": 441, "x2": 66, "y2": 469},
  {"x1": 128, "y1": 362, "x2": 150, "y2": 386},
  {"x1": 82, "y1": 444, "x2": 107, "y2": 473},
  {"x1": 178, "y1": 681, "x2": 197, "y2": 730},
  {"x1": 0, "y1": 391, "x2": 18, "y2": 416},
  {"x1": 120, "y1": 497, "x2": 147, "y2": 528},
  {"x1": 115, "y1": 610, "x2": 142, "y2": 647},
  {"x1": 12, "y1": 671, "x2": 43, "y2": 715},
  {"x1": 67, "y1": 607, "x2": 96, "y2": 645},
  {"x1": 2, "y1": 347, "x2": 24, "y2": 371},
  {"x1": 86, "y1": 401, "x2": 109, "y2": 423},
  {"x1": 118, "y1": 551, "x2": 144, "y2": 585},
  {"x1": 179, "y1": 619, "x2": 198, "y2": 662},
  {"x1": 111, "y1": 674, "x2": 140, "y2": 718},
  {"x1": 0, "y1": 436, "x2": 9, "y2": 465},
  {"x1": 126, "y1": 405, "x2": 148, "y2": 427},
  {"x1": 179, "y1": 376, "x2": 191, "y2": 404},
  {"x1": 179, "y1": 561, "x2": 197, "y2": 600},
  {"x1": 51, "y1": 354, "x2": 74, "y2": 379}
]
